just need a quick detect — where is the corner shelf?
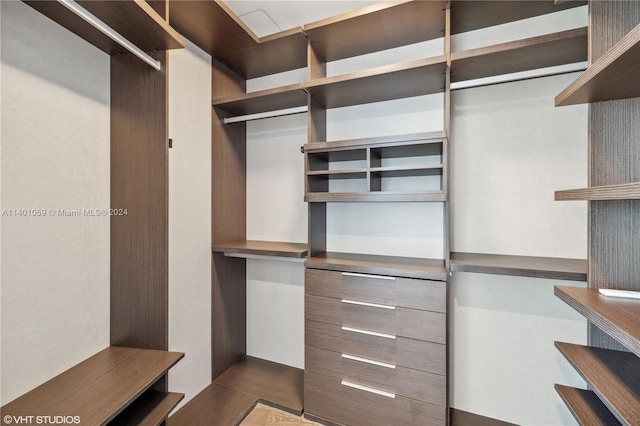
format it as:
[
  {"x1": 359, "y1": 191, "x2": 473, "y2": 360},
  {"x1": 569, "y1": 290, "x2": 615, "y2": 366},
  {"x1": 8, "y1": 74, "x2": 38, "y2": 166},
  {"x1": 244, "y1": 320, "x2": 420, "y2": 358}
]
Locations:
[
  {"x1": 451, "y1": 28, "x2": 587, "y2": 82},
  {"x1": 0, "y1": 346, "x2": 184, "y2": 425},
  {"x1": 450, "y1": 252, "x2": 587, "y2": 281},
  {"x1": 554, "y1": 286, "x2": 640, "y2": 358},
  {"x1": 303, "y1": 0, "x2": 445, "y2": 62},
  {"x1": 555, "y1": 182, "x2": 640, "y2": 201},
  {"x1": 212, "y1": 240, "x2": 308, "y2": 259},
  {"x1": 450, "y1": 0, "x2": 587, "y2": 35},
  {"x1": 555, "y1": 385, "x2": 622, "y2": 426},
  {"x1": 556, "y1": 23, "x2": 640, "y2": 106},
  {"x1": 24, "y1": 0, "x2": 184, "y2": 54},
  {"x1": 305, "y1": 252, "x2": 447, "y2": 281},
  {"x1": 304, "y1": 57, "x2": 448, "y2": 109},
  {"x1": 555, "y1": 342, "x2": 640, "y2": 425},
  {"x1": 211, "y1": 84, "x2": 307, "y2": 117}
]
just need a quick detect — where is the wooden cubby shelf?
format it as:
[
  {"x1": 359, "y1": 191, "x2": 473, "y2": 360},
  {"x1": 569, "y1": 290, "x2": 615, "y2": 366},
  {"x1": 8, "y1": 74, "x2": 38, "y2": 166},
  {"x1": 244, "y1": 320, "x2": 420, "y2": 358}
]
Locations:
[
  {"x1": 450, "y1": 0, "x2": 587, "y2": 35},
  {"x1": 24, "y1": 0, "x2": 184, "y2": 55},
  {"x1": 110, "y1": 390, "x2": 184, "y2": 426},
  {"x1": 212, "y1": 83, "x2": 307, "y2": 117},
  {"x1": 305, "y1": 252, "x2": 447, "y2": 281},
  {"x1": 555, "y1": 342, "x2": 640, "y2": 425},
  {"x1": 304, "y1": 57, "x2": 448, "y2": 109},
  {"x1": 0, "y1": 346, "x2": 184, "y2": 425},
  {"x1": 450, "y1": 252, "x2": 587, "y2": 281},
  {"x1": 303, "y1": 0, "x2": 445, "y2": 62},
  {"x1": 556, "y1": 23, "x2": 640, "y2": 106},
  {"x1": 555, "y1": 385, "x2": 622, "y2": 426},
  {"x1": 451, "y1": 27, "x2": 587, "y2": 82},
  {"x1": 305, "y1": 191, "x2": 447, "y2": 203},
  {"x1": 212, "y1": 240, "x2": 308, "y2": 259},
  {"x1": 555, "y1": 182, "x2": 640, "y2": 201},
  {"x1": 554, "y1": 286, "x2": 640, "y2": 358}
]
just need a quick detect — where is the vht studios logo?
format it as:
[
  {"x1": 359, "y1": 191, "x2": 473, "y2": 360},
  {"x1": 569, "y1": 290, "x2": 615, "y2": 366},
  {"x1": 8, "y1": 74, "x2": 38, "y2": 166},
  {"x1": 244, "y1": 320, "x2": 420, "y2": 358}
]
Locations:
[{"x1": 3, "y1": 415, "x2": 80, "y2": 425}]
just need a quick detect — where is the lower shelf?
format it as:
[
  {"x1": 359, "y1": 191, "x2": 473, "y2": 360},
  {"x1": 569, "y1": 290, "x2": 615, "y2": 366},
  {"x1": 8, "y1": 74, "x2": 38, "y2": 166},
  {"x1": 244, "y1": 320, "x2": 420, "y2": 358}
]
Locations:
[
  {"x1": 555, "y1": 384, "x2": 621, "y2": 426},
  {"x1": 111, "y1": 390, "x2": 184, "y2": 426},
  {"x1": 212, "y1": 240, "x2": 308, "y2": 259}
]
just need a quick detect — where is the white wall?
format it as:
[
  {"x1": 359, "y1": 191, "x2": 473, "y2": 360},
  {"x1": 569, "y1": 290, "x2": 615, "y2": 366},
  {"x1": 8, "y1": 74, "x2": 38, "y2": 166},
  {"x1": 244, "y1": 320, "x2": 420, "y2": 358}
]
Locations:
[
  {"x1": 0, "y1": 1, "x2": 110, "y2": 404},
  {"x1": 168, "y1": 41, "x2": 212, "y2": 407}
]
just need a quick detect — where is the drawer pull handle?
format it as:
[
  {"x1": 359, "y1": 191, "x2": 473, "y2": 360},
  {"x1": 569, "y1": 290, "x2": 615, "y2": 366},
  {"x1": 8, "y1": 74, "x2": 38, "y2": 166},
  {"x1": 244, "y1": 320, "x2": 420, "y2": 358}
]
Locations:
[
  {"x1": 342, "y1": 354, "x2": 396, "y2": 369},
  {"x1": 342, "y1": 326, "x2": 396, "y2": 340},
  {"x1": 341, "y1": 299, "x2": 396, "y2": 310},
  {"x1": 342, "y1": 272, "x2": 395, "y2": 281},
  {"x1": 341, "y1": 380, "x2": 395, "y2": 399}
]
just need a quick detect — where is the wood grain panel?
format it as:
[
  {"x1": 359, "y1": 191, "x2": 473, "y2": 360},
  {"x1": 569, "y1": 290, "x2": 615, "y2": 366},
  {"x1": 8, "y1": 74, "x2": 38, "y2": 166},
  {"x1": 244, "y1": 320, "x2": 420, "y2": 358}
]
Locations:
[
  {"x1": 304, "y1": 371, "x2": 446, "y2": 426},
  {"x1": 214, "y1": 357, "x2": 304, "y2": 415},
  {"x1": 305, "y1": 346, "x2": 446, "y2": 406},
  {"x1": 305, "y1": 268, "x2": 446, "y2": 312},
  {"x1": 555, "y1": 385, "x2": 622, "y2": 426},
  {"x1": 306, "y1": 294, "x2": 446, "y2": 344},
  {"x1": 168, "y1": 384, "x2": 258, "y2": 426},
  {"x1": 110, "y1": 390, "x2": 184, "y2": 426},
  {"x1": 451, "y1": 252, "x2": 588, "y2": 281},
  {"x1": 0, "y1": 347, "x2": 183, "y2": 426},
  {"x1": 305, "y1": 252, "x2": 447, "y2": 281},
  {"x1": 308, "y1": 203, "x2": 327, "y2": 258},
  {"x1": 306, "y1": 320, "x2": 446, "y2": 375},
  {"x1": 555, "y1": 342, "x2": 640, "y2": 425},
  {"x1": 111, "y1": 50, "x2": 168, "y2": 351},
  {"x1": 449, "y1": 409, "x2": 517, "y2": 426},
  {"x1": 212, "y1": 240, "x2": 308, "y2": 258}
]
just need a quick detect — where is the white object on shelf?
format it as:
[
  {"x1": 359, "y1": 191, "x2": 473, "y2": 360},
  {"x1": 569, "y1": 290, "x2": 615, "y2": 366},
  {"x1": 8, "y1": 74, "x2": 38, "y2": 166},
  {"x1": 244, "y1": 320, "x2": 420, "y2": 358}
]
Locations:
[{"x1": 598, "y1": 288, "x2": 640, "y2": 300}]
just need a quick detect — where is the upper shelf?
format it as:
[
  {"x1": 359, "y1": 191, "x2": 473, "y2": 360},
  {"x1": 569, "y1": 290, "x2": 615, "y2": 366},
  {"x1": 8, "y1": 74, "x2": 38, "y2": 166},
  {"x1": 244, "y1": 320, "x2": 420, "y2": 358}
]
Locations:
[
  {"x1": 555, "y1": 182, "x2": 640, "y2": 201},
  {"x1": 0, "y1": 346, "x2": 184, "y2": 425},
  {"x1": 556, "y1": 23, "x2": 640, "y2": 105},
  {"x1": 212, "y1": 83, "x2": 307, "y2": 116},
  {"x1": 555, "y1": 286, "x2": 640, "y2": 358},
  {"x1": 450, "y1": 252, "x2": 588, "y2": 281},
  {"x1": 25, "y1": 0, "x2": 184, "y2": 54},
  {"x1": 304, "y1": 56, "x2": 447, "y2": 109},
  {"x1": 450, "y1": 0, "x2": 587, "y2": 35},
  {"x1": 305, "y1": 251, "x2": 447, "y2": 281},
  {"x1": 451, "y1": 28, "x2": 587, "y2": 83},
  {"x1": 304, "y1": 0, "x2": 445, "y2": 62},
  {"x1": 213, "y1": 240, "x2": 308, "y2": 259}
]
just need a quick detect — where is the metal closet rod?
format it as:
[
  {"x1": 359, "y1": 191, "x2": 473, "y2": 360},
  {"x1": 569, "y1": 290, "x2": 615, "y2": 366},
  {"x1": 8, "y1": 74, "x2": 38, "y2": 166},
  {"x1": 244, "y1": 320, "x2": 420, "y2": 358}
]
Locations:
[{"x1": 58, "y1": 0, "x2": 162, "y2": 71}]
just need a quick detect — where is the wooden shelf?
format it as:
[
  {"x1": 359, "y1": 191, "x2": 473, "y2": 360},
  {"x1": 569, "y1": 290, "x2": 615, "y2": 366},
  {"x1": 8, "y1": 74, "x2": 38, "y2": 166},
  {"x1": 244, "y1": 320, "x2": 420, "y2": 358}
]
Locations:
[
  {"x1": 555, "y1": 342, "x2": 640, "y2": 425},
  {"x1": 110, "y1": 390, "x2": 184, "y2": 426},
  {"x1": 555, "y1": 286, "x2": 640, "y2": 358},
  {"x1": 555, "y1": 182, "x2": 640, "y2": 201},
  {"x1": 305, "y1": 252, "x2": 447, "y2": 281},
  {"x1": 371, "y1": 165, "x2": 444, "y2": 177},
  {"x1": 556, "y1": 23, "x2": 640, "y2": 106},
  {"x1": 0, "y1": 346, "x2": 184, "y2": 425},
  {"x1": 304, "y1": 57, "x2": 447, "y2": 109},
  {"x1": 303, "y1": 0, "x2": 445, "y2": 62},
  {"x1": 212, "y1": 240, "x2": 308, "y2": 259},
  {"x1": 214, "y1": 356, "x2": 304, "y2": 415},
  {"x1": 304, "y1": 132, "x2": 446, "y2": 153},
  {"x1": 451, "y1": 28, "x2": 587, "y2": 82},
  {"x1": 450, "y1": 0, "x2": 587, "y2": 35},
  {"x1": 212, "y1": 84, "x2": 307, "y2": 117},
  {"x1": 25, "y1": 0, "x2": 184, "y2": 54},
  {"x1": 555, "y1": 385, "x2": 622, "y2": 426},
  {"x1": 450, "y1": 252, "x2": 587, "y2": 281},
  {"x1": 305, "y1": 191, "x2": 447, "y2": 203}
]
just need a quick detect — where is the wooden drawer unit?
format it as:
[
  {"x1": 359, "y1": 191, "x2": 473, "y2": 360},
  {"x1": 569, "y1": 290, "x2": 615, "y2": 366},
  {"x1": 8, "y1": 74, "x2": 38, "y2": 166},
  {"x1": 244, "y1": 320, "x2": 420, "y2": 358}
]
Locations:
[
  {"x1": 306, "y1": 345, "x2": 446, "y2": 406},
  {"x1": 305, "y1": 294, "x2": 446, "y2": 343},
  {"x1": 305, "y1": 268, "x2": 446, "y2": 313},
  {"x1": 306, "y1": 320, "x2": 446, "y2": 375},
  {"x1": 304, "y1": 371, "x2": 447, "y2": 426}
]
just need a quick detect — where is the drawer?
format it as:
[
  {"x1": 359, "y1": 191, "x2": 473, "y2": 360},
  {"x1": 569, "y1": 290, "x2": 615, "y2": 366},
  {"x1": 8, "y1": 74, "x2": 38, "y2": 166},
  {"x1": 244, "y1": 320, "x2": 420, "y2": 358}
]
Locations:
[
  {"x1": 305, "y1": 268, "x2": 446, "y2": 313},
  {"x1": 306, "y1": 320, "x2": 446, "y2": 375},
  {"x1": 305, "y1": 345, "x2": 446, "y2": 406},
  {"x1": 304, "y1": 371, "x2": 446, "y2": 426},
  {"x1": 306, "y1": 294, "x2": 446, "y2": 344}
]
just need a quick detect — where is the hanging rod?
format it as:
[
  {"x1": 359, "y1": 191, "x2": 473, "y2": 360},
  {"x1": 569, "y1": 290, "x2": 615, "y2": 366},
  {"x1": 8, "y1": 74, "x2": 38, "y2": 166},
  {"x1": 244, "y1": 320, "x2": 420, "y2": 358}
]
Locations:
[
  {"x1": 450, "y1": 62, "x2": 588, "y2": 91},
  {"x1": 57, "y1": 0, "x2": 162, "y2": 71},
  {"x1": 223, "y1": 106, "x2": 308, "y2": 124}
]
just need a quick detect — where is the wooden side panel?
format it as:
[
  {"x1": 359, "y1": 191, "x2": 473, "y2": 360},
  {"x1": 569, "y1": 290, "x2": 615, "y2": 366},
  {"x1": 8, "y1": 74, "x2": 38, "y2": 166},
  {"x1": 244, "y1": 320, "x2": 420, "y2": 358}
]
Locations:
[
  {"x1": 211, "y1": 58, "x2": 247, "y2": 379},
  {"x1": 111, "y1": 50, "x2": 169, "y2": 352},
  {"x1": 588, "y1": 1, "x2": 640, "y2": 350}
]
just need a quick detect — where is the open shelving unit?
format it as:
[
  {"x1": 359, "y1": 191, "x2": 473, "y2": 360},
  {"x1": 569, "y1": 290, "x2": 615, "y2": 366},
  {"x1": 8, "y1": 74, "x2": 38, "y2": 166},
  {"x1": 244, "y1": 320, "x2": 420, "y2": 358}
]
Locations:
[
  {"x1": 555, "y1": 182, "x2": 640, "y2": 201},
  {"x1": 450, "y1": 252, "x2": 587, "y2": 281},
  {"x1": 0, "y1": 347, "x2": 184, "y2": 426}
]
